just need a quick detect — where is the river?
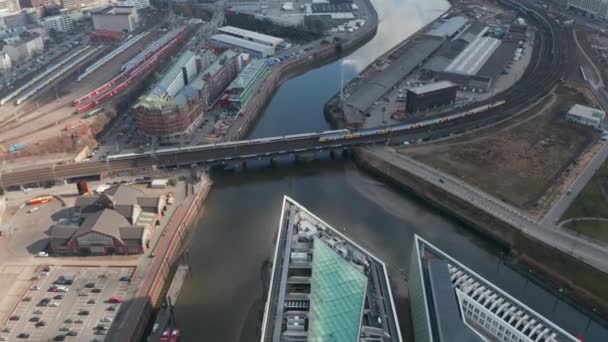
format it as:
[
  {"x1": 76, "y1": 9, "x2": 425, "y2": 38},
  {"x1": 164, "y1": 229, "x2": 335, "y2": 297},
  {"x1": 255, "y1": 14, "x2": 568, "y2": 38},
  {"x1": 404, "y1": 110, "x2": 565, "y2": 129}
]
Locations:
[{"x1": 173, "y1": 0, "x2": 608, "y2": 341}]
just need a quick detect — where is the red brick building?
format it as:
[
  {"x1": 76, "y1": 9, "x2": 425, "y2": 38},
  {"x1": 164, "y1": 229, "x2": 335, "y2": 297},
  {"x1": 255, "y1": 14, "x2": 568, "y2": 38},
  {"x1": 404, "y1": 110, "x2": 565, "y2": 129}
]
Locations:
[{"x1": 49, "y1": 185, "x2": 166, "y2": 256}]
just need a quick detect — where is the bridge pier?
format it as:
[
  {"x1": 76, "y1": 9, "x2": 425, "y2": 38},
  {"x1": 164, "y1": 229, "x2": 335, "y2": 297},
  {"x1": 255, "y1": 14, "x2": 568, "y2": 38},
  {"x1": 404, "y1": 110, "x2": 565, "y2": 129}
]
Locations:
[
  {"x1": 295, "y1": 152, "x2": 316, "y2": 163},
  {"x1": 269, "y1": 157, "x2": 279, "y2": 168}
]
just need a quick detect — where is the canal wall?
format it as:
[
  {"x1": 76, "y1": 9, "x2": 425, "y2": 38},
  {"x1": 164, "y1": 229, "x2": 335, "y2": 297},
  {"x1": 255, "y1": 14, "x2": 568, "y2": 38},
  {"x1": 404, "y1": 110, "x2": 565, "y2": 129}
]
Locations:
[
  {"x1": 119, "y1": 176, "x2": 212, "y2": 341},
  {"x1": 353, "y1": 148, "x2": 608, "y2": 321},
  {"x1": 226, "y1": 0, "x2": 379, "y2": 140}
]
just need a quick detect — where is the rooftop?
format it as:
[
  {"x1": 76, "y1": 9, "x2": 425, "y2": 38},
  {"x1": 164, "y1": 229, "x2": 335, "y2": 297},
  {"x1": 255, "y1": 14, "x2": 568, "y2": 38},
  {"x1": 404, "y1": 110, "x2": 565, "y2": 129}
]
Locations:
[
  {"x1": 218, "y1": 25, "x2": 283, "y2": 46},
  {"x1": 260, "y1": 196, "x2": 402, "y2": 342},
  {"x1": 346, "y1": 36, "x2": 444, "y2": 112},
  {"x1": 136, "y1": 50, "x2": 197, "y2": 110},
  {"x1": 426, "y1": 16, "x2": 469, "y2": 38},
  {"x1": 211, "y1": 34, "x2": 274, "y2": 55},
  {"x1": 444, "y1": 36, "x2": 501, "y2": 76},
  {"x1": 227, "y1": 59, "x2": 267, "y2": 90},
  {"x1": 411, "y1": 236, "x2": 581, "y2": 342},
  {"x1": 408, "y1": 81, "x2": 456, "y2": 95},
  {"x1": 568, "y1": 104, "x2": 607, "y2": 119}
]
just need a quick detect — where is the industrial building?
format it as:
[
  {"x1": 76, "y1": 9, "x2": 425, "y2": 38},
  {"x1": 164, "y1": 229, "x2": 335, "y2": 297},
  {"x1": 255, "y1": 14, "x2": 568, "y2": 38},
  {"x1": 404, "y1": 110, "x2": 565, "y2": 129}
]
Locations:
[
  {"x1": 226, "y1": 59, "x2": 270, "y2": 110},
  {"x1": 567, "y1": 0, "x2": 608, "y2": 19},
  {"x1": 409, "y1": 235, "x2": 581, "y2": 342},
  {"x1": 41, "y1": 14, "x2": 73, "y2": 33},
  {"x1": 49, "y1": 184, "x2": 166, "y2": 256},
  {"x1": 345, "y1": 35, "x2": 444, "y2": 114},
  {"x1": 423, "y1": 20, "x2": 522, "y2": 91},
  {"x1": 260, "y1": 196, "x2": 402, "y2": 342},
  {"x1": 217, "y1": 25, "x2": 284, "y2": 48},
  {"x1": 134, "y1": 49, "x2": 242, "y2": 140},
  {"x1": 566, "y1": 104, "x2": 606, "y2": 128},
  {"x1": 2, "y1": 33, "x2": 44, "y2": 62},
  {"x1": 91, "y1": 5, "x2": 139, "y2": 32},
  {"x1": 406, "y1": 81, "x2": 458, "y2": 113},
  {"x1": 0, "y1": 0, "x2": 19, "y2": 14},
  {"x1": 210, "y1": 33, "x2": 275, "y2": 58},
  {"x1": 426, "y1": 16, "x2": 469, "y2": 39}
]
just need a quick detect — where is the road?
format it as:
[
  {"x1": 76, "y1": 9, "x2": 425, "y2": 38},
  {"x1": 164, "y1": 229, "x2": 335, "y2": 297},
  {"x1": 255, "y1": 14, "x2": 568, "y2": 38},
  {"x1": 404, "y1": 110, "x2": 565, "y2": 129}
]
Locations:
[{"x1": 365, "y1": 146, "x2": 608, "y2": 274}]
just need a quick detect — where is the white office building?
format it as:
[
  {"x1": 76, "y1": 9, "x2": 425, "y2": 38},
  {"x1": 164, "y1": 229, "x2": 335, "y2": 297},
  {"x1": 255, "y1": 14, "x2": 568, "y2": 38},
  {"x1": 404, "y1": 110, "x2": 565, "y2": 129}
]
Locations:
[
  {"x1": 409, "y1": 235, "x2": 581, "y2": 342},
  {"x1": 42, "y1": 15, "x2": 74, "y2": 33},
  {"x1": 567, "y1": 0, "x2": 608, "y2": 19},
  {"x1": 566, "y1": 104, "x2": 606, "y2": 128}
]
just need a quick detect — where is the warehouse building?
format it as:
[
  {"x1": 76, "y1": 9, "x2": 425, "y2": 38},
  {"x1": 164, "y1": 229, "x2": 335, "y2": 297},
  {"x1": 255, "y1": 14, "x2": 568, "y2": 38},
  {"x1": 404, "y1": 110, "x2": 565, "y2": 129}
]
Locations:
[
  {"x1": 134, "y1": 49, "x2": 242, "y2": 140},
  {"x1": 49, "y1": 184, "x2": 166, "y2": 256},
  {"x1": 210, "y1": 33, "x2": 274, "y2": 58},
  {"x1": 226, "y1": 59, "x2": 271, "y2": 110},
  {"x1": 567, "y1": 0, "x2": 608, "y2": 19},
  {"x1": 426, "y1": 16, "x2": 469, "y2": 39},
  {"x1": 406, "y1": 81, "x2": 458, "y2": 113},
  {"x1": 566, "y1": 104, "x2": 606, "y2": 128},
  {"x1": 409, "y1": 235, "x2": 581, "y2": 342},
  {"x1": 41, "y1": 14, "x2": 73, "y2": 33},
  {"x1": 261, "y1": 197, "x2": 402, "y2": 342},
  {"x1": 91, "y1": 6, "x2": 139, "y2": 32},
  {"x1": 443, "y1": 36, "x2": 502, "y2": 76},
  {"x1": 217, "y1": 25, "x2": 283, "y2": 48}
]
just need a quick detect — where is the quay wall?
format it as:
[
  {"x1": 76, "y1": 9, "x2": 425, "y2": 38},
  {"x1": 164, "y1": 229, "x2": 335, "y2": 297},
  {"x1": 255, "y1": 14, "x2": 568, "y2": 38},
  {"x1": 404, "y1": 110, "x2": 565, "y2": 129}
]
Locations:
[
  {"x1": 354, "y1": 148, "x2": 608, "y2": 321},
  {"x1": 118, "y1": 177, "x2": 212, "y2": 341},
  {"x1": 226, "y1": 0, "x2": 378, "y2": 140}
]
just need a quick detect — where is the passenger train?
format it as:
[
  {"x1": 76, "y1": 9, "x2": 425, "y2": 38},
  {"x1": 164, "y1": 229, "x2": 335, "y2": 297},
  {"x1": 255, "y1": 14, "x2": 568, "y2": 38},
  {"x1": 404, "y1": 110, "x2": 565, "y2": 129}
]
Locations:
[{"x1": 107, "y1": 101, "x2": 505, "y2": 162}]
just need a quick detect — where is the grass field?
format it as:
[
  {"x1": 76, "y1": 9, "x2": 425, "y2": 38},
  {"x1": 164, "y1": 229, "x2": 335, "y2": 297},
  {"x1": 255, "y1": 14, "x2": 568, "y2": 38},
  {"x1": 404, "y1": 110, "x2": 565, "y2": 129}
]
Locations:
[
  {"x1": 563, "y1": 220, "x2": 608, "y2": 244},
  {"x1": 403, "y1": 85, "x2": 596, "y2": 212},
  {"x1": 561, "y1": 157, "x2": 608, "y2": 243}
]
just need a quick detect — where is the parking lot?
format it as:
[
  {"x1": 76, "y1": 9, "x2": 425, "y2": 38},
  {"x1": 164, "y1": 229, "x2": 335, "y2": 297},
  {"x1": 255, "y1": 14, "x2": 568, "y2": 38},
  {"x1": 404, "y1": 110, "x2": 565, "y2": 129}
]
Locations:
[{"x1": 1, "y1": 266, "x2": 135, "y2": 342}]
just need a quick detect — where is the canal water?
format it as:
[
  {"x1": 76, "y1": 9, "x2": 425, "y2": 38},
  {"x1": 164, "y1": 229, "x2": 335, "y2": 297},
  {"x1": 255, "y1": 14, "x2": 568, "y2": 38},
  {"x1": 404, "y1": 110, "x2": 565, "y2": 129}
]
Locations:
[{"x1": 173, "y1": 0, "x2": 608, "y2": 341}]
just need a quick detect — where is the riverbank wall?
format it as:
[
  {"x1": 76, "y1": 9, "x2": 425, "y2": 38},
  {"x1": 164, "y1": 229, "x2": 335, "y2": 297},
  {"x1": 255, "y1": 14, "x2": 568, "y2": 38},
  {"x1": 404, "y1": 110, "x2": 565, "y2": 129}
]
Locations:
[
  {"x1": 117, "y1": 176, "x2": 212, "y2": 341},
  {"x1": 226, "y1": 0, "x2": 378, "y2": 140},
  {"x1": 353, "y1": 148, "x2": 608, "y2": 321}
]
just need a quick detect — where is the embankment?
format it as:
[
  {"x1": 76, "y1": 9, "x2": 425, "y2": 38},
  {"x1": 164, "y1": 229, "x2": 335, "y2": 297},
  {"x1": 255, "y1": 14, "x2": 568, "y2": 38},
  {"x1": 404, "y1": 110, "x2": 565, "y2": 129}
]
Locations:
[
  {"x1": 117, "y1": 176, "x2": 212, "y2": 341},
  {"x1": 354, "y1": 148, "x2": 608, "y2": 321},
  {"x1": 227, "y1": 0, "x2": 378, "y2": 140}
]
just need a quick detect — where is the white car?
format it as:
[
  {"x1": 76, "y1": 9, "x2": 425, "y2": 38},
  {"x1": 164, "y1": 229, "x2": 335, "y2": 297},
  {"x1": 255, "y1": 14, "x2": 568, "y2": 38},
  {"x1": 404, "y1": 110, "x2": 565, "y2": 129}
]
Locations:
[
  {"x1": 37, "y1": 252, "x2": 48, "y2": 258},
  {"x1": 100, "y1": 317, "x2": 112, "y2": 323},
  {"x1": 49, "y1": 302, "x2": 59, "y2": 307},
  {"x1": 56, "y1": 286, "x2": 69, "y2": 293}
]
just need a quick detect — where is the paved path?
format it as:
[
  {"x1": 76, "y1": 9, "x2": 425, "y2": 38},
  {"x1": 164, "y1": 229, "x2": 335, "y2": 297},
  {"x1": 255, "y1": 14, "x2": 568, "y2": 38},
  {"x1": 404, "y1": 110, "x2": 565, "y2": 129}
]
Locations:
[
  {"x1": 366, "y1": 147, "x2": 608, "y2": 274},
  {"x1": 540, "y1": 30, "x2": 608, "y2": 227},
  {"x1": 540, "y1": 144, "x2": 608, "y2": 227}
]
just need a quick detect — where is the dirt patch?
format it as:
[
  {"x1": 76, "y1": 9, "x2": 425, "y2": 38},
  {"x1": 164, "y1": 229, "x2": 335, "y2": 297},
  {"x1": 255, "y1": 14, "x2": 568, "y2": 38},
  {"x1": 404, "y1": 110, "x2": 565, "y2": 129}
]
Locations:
[{"x1": 403, "y1": 85, "x2": 598, "y2": 214}]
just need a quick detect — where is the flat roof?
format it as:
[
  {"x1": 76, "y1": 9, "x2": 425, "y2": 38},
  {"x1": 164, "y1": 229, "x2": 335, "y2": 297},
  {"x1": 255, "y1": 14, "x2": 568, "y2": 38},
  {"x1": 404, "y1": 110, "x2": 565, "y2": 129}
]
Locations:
[
  {"x1": 408, "y1": 81, "x2": 456, "y2": 95},
  {"x1": 568, "y1": 104, "x2": 607, "y2": 119},
  {"x1": 413, "y1": 236, "x2": 582, "y2": 342},
  {"x1": 211, "y1": 34, "x2": 274, "y2": 55},
  {"x1": 476, "y1": 41, "x2": 517, "y2": 79},
  {"x1": 346, "y1": 36, "x2": 444, "y2": 112},
  {"x1": 218, "y1": 25, "x2": 283, "y2": 45},
  {"x1": 426, "y1": 16, "x2": 468, "y2": 38},
  {"x1": 444, "y1": 36, "x2": 501, "y2": 76},
  {"x1": 227, "y1": 59, "x2": 266, "y2": 90}
]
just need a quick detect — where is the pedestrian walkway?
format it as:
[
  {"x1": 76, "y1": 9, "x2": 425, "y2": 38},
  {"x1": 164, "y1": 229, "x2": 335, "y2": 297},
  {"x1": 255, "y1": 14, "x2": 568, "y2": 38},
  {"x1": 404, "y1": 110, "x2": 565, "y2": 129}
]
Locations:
[{"x1": 365, "y1": 147, "x2": 608, "y2": 274}]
